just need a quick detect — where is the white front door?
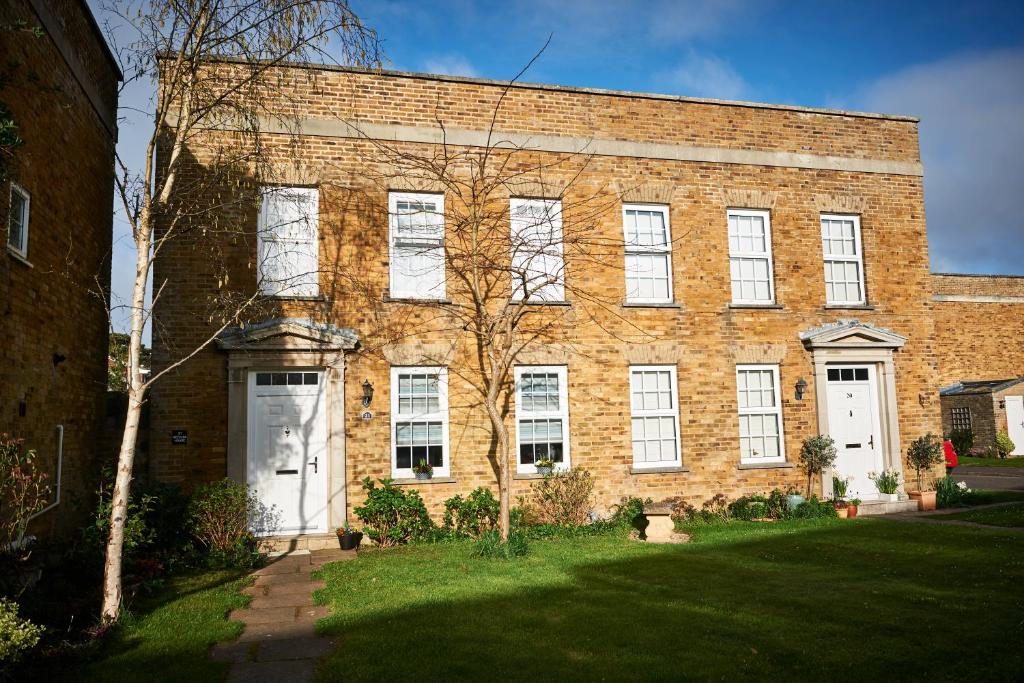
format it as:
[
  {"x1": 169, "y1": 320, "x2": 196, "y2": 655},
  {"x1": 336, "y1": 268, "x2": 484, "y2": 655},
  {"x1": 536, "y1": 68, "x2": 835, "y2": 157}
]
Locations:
[
  {"x1": 826, "y1": 366, "x2": 885, "y2": 500},
  {"x1": 247, "y1": 370, "x2": 328, "y2": 534},
  {"x1": 1006, "y1": 396, "x2": 1024, "y2": 456}
]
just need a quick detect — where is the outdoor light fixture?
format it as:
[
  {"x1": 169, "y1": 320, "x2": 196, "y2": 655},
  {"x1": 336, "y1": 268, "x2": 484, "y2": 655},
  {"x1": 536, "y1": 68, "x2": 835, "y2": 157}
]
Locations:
[
  {"x1": 361, "y1": 379, "x2": 374, "y2": 407},
  {"x1": 795, "y1": 377, "x2": 808, "y2": 401}
]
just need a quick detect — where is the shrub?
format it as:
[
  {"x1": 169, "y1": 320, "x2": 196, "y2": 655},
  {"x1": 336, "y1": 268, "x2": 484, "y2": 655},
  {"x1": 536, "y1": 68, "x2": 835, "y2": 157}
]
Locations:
[
  {"x1": 668, "y1": 493, "x2": 732, "y2": 524},
  {"x1": 995, "y1": 432, "x2": 1016, "y2": 459},
  {"x1": 0, "y1": 597, "x2": 42, "y2": 665},
  {"x1": 82, "y1": 467, "x2": 158, "y2": 566},
  {"x1": 353, "y1": 478, "x2": 434, "y2": 547},
  {"x1": 948, "y1": 429, "x2": 974, "y2": 459},
  {"x1": 609, "y1": 496, "x2": 650, "y2": 528},
  {"x1": 187, "y1": 479, "x2": 269, "y2": 568},
  {"x1": 473, "y1": 528, "x2": 528, "y2": 559},
  {"x1": 800, "y1": 435, "x2": 838, "y2": 497},
  {"x1": 936, "y1": 476, "x2": 971, "y2": 508},
  {"x1": 869, "y1": 468, "x2": 900, "y2": 495},
  {"x1": 522, "y1": 469, "x2": 594, "y2": 527},
  {"x1": 443, "y1": 488, "x2": 499, "y2": 538},
  {"x1": 794, "y1": 496, "x2": 839, "y2": 519},
  {"x1": 728, "y1": 494, "x2": 772, "y2": 521},
  {"x1": 0, "y1": 434, "x2": 52, "y2": 555},
  {"x1": 906, "y1": 434, "x2": 945, "y2": 491}
]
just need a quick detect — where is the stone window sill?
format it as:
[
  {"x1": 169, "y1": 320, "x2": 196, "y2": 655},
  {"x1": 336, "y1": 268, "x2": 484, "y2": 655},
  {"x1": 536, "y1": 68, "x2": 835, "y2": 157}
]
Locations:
[
  {"x1": 513, "y1": 300, "x2": 573, "y2": 307},
  {"x1": 824, "y1": 304, "x2": 875, "y2": 311},
  {"x1": 383, "y1": 296, "x2": 453, "y2": 305},
  {"x1": 6, "y1": 246, "x2": 32, "y2": 268},
  {"x1": 263, "y1": 294, "x2": 329, "y2": 302},
  {"x1": 391, "y1": 477, "x2": 457, "y2": 485},
  {"x1": 728, "y1": 303, "x2": 783, "y2": 310},
  {"x1": 513, "y1": 473, "x2": 545, "y2": 480},
  {"x1": 737, "y1": 462, "x2": 795, "y2": 470},
  {"x1": 630, "y1": 466, "x2": 689, "y2": 475},
  {"x1": 621, "y1": 302, "x2": 682, "y2": 309}
]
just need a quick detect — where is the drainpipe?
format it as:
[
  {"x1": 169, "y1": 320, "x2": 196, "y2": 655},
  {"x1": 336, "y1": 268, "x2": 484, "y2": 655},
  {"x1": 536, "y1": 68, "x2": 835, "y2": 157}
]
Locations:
[{"x1": 26, "y1": 424, "x2": 63, "y2": 522}]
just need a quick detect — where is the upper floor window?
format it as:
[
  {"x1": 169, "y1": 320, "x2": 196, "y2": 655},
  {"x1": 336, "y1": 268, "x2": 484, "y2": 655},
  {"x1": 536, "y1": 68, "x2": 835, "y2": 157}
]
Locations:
[
  {"x1": 736, "y1": 365, "x2": 785, "y2": 464},
  {"x1": 951, "y1": 406, "x2": 972, "y2": 432},
  {"x1": 515, "y1": 366, "x2": 570, "y2": 474},
  {"x1": 389, "y1": 192, "x2": 445, "y2": 300},
  {"x1": 257, "y1": 186, "x2": 319, "y2": 297},
  {"x1": 821, "y1": 214, "x2": 866, "y2": 305},
  {"x1": 391, "y1": 367, "x2": 449, "y2": 478},
  {"x1": 629, "y1": 365, "x2": 682, "y2": 469},
  {"x1": 623, "y1": 204, "x2": 673, "y2": 303},
  {"x1": 727, "y1": 208, "x2": 774, "y2": 304},
  {"x1": 7, "y1": 183, "x2": 30, "y2": 257},
  {"x1": 510, "y1": 198, "x2": 564, "y2": 302}
]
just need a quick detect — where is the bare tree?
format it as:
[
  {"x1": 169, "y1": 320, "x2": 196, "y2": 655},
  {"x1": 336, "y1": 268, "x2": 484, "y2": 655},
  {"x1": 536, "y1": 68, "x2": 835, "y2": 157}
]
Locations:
[{"x1": 98, "y1": 0, "x2": 379, "y2": 624}]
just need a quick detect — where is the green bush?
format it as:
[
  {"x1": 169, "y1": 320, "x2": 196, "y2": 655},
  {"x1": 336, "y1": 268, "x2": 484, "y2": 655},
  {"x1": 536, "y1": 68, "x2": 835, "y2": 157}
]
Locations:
[
  {"x1": 521, "y1": 469, "x2": 594, "y2": 527},
  {"x1": 936, "y1": 476, "x2": 971, "y2": 508},
  {"x1": 728, "y1": 495, "x2": 770, "y2": 521},
  {"x1": 668, "y1": 493, "x2": 732, "y2": 524},
  {"x1": 948, "y1": 429, "x2": 974, "y2": 459},
  {"x1": 794, "y1": 496, "x2": 838, "y2": 519},
  {"x1": 995, "y1": 432, "x2": 1016, "y2": 459},
  {"x1": 442, "y1": 487, "x2": 499, "y2": 538},
  {"x1": 473, "y1": 528, "x2": 529, "y2": 559},
  {"x1": 82, "y1": 467, "x2": 158, "y2": 566},
  {"x1": 353, "y1": 478, "x2": 434, "y2": 548},
  {"x1": 609, "y1": 496, "x2": 650, "y2": 528},
  {"x1": 0, "y1": 597, "x2": 42, "y2": 665},
  {"x1": 187, "y1": 479, "x2": 267, "y2": 568}
]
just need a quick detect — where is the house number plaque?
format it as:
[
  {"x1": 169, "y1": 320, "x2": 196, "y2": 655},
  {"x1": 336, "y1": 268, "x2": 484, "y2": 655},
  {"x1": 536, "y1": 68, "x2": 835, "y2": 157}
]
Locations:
[{"x1": 361, "y1": 410, "x2": 373, "y2": 421}]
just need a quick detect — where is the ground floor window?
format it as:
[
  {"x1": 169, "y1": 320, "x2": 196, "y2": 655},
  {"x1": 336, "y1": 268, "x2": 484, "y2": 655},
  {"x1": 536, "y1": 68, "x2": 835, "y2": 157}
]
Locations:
[
  {"x1": 629, "y1": 365, "x2": 682, "y2": 468},
  {"x1": 515, "y1": 366, "x2": 570, "y2": 473},
  {"x1": 950, "y1": 406, "x2": 972, "y2": 432},
  {"x1": 736, "y1": 365, "x2": 785, "y2": 464},
  {"x1": 391, "y1": 367, "x2": 449, "y2": 477}
]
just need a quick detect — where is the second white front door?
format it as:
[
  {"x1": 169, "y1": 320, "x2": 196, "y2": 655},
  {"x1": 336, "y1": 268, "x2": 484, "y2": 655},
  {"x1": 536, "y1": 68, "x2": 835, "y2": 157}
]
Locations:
[
  {"x1": 1006, "y1": 396, "x2": 1024, "y2": 456},
  {"x1": 826, "y1": 366, "x2": 885, "y2": 500},
  {"x1": 247, "y1": 370, "x2": 328, "y2": 534}
]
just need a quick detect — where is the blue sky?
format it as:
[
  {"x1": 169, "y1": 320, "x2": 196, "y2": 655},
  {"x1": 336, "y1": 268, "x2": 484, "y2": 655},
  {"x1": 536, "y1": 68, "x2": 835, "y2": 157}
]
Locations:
[{"x1": 94, "y1": 0, "x2": 1024, "y2": 336}]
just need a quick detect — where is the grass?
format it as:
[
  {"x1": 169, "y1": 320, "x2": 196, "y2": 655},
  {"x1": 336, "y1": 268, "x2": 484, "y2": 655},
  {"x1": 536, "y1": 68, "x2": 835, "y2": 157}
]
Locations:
[
  {"x1": 64, "y1": 570, "x2": 250, "y2": 683},
  {"x1": 313, "y1": 519, "x2": 1024, "y2": 681},
  {"x1": 958, "y1": 455, "x2": 1024, "y2": 467},
  {"x1": 929, "y1": 503, "x2": 1024, "y2": 528},
  {"x1": 962, "y1": 489, "x2": 1024, "y2": 504}
]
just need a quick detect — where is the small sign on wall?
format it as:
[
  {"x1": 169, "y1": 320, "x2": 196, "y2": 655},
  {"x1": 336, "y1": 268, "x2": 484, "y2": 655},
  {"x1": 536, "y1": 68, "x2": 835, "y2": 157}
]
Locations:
[
  {"x1": 171, "y1": 430, "x2": 188, "y2": 445},
  {"x1": 360, "y1": 411, "x2": 373, "y2": 421}
]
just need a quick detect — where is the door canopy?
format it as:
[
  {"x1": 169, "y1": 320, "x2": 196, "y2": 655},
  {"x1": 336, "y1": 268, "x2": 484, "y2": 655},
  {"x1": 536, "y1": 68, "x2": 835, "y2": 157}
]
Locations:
[
  {"x1": 799, "y1": 320, "x2": 907, "y2": 350},
  {"x1": 216, "y1": 317, "x2": 359, "y2": 353}
]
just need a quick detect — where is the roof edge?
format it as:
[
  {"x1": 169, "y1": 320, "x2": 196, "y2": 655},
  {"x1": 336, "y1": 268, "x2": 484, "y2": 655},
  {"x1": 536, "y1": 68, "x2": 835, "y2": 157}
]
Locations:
[
  {"x1": 932, "y1": 272, "x2": 1024, "y2": 280},
  {"x1": 76, "y1": 0, "x2": 123, "y2": 81}
]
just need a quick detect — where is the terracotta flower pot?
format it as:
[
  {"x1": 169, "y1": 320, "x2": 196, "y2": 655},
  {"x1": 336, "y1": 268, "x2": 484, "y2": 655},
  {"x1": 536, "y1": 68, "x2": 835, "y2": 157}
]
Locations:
[
  {"x1": 835, "y1": 507, "x2": 849, "y2": 519},
  {"x1": 846, "y1": 505, "x2": 858, "y2": 518},
  {"x1": 909, "y1": 490, "x2": 937, "y2": 511}
]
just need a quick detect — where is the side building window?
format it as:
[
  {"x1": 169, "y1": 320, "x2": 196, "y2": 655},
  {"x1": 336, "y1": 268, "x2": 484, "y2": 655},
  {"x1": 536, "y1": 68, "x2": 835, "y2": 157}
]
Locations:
[
  {"x1": 515, "y1": 366, "x2": 570, "y2": 473},
  {"x1": 7, "y1": 183, "x2": 30, "y2": 257},
  {"x1": 736, "y1": 365, "x2": 785, "y2": 464},
  {"x1": 623, "y1": 204, "x2": 673, "y2": 303},
  {"x1": 951, "y1": 406, "x2": 972, "y2": 432},
  {"x1": 727, "y1": 208, "x2": 775, "y2": 304},
  {"x1": 510, "y1": 198, "x2": 564, "y2": 302},
  {"x1": 389, "y1": 192, "x2": 445, "y2": 299},
  {"x1": 821, "y1": 214, "x2": 866, "y2": 305},
  {"x1": 391, "y1": 367, "x2": 449, "y2": 478},
  {"x1": 629, "y1": 365, "x2": 682, "y2": 469},
  {"x1": 257, "y1": 186, "x2": 319, "y2": 297}
]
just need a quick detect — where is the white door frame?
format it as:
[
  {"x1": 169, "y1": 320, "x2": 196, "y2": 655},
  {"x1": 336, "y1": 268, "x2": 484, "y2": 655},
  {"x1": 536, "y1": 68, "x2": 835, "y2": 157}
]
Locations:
[
  {"x1": 1006, "y1": 395, "x2": 1024, "y2": 456},
  {"x1": 247, "y1": 369, "x2": 328, "y2": 534}
]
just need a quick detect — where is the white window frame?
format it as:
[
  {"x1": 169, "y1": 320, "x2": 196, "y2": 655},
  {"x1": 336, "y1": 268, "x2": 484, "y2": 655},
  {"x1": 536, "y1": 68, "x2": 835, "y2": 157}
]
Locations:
[
  {"x1": 727, "y1": 208, "x2": 775, "y2": 304},
  {"x1": 256, "y1": 186, "x2": 320, "y2": 297},
  {"x1": 514, "y1": 365, "x2": 571, "y2": 474},
  {"x1": 389, "y1": 191, "x2": 446, "y2": 300},
  {"x1": 820, "y1": 213, "x2": 866, "y2": 306},
  {"x1": 390, "y1": 366, "x2": 450, "y2": 479},
  {"x1": 7, "y1": 182, "x2": 30, "y2": 257},
  {"x1": 623, "y1": 203, "x2": 673, "y2": 304},
  {"x1": 629, "y1": 365, "x2": 683, "y2": 469},
  {"x1": 509, "y1": 197, "x2": 565, "y2": 302},
  {"x1": 735, "y1": 364, "x2": 786, "y2": 465},
  {"x1": 950, "y1": 406, "x2": 972, "y2": 432}
]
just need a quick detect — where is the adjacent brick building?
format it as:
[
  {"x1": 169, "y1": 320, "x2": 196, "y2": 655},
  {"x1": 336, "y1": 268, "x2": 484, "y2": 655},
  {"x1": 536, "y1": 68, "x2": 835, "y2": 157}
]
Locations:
[
  {"x1": 150, "y1": 62, "x2": 943, "y2": 536},
  {"x1": 0, "y1": 0, "x2": 119, "y2": 536}
]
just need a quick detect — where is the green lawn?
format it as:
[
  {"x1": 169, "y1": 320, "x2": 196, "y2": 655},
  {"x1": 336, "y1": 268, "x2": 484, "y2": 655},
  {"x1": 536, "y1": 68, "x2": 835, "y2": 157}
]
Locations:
[
  {"x1": 65, "y1": 571, "x2": 250, "y2": 683},
  {"x1": 958, "y1": 455, "x2": 1024, "y2": 467},
  {"x1": 929, "y1": 503, "x2": 1024, "y2": 528},
  {"x1": 313, "y1": 519, "x2": 1024, "y2": 681}
]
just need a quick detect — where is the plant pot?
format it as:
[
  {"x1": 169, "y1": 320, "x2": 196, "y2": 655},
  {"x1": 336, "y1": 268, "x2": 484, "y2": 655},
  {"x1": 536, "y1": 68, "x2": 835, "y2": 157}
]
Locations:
[
  {"x1": 909, "y1": 490, "x2": 937, "y2": 511},
  {"x1": 786, "y1": 494, "x2": 805, "y2": 510},
  {"x1": 536, "y1": 466, "x2": 553, "y2": 476},
  {"x1": 835, "y1": 506, "x2": 849, "y2": 519},
  {"x1": 338, "y1": 531, "x2": 363, "y2": 551},
  {"x1": 414, "y1": 471, "x2": 432, "y2": 480},
  {"x1": 846, "y1": 505, "x2": 858, "y2": 518},
  {"x1": 878, "y1": 493, "x2": 899, "y2": 503}
]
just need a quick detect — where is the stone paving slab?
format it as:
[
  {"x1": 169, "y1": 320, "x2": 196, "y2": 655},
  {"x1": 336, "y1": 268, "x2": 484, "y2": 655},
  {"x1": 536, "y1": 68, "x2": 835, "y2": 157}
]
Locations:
[{"x1": 227, "y1": 659, "x2": 318, "y2": 683}]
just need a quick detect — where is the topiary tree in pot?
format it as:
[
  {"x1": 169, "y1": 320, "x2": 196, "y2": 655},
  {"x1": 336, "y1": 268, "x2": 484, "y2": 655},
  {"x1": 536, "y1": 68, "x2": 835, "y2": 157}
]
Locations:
[
  {"x1": 906, "y1": 433, "x2": 945, "y2": 510},
  {"x1": 799, "y1": 435, "x2": 838, "y2": 498}
]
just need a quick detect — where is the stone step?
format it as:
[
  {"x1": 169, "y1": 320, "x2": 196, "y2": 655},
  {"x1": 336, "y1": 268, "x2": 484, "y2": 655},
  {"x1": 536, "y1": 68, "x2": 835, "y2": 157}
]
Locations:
[
  {"x1": 249, "y1": 593, "x2": 316, "y2": 610},
  {"x1": 253, "y1": 571, "x2": 318, "y2": 587},
  {"x1": 263, "y1": 533, "x2": 342, "y2": 553},
  {"x1": 236, "y1": 615, "x2": 324, "y2": 643},
  {"x1": 856, "y1": 499, "x2": 920, "y2": 516},
  {"x1": 227, "y1": 658, "x2": 317, "y2": 683}
]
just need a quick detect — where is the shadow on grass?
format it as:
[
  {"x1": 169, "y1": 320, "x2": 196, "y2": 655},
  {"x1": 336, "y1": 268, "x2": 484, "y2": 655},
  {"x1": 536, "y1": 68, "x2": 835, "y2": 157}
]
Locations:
[{"x1": 313, "y1": 520, "x2": 1024, "y2": 682}]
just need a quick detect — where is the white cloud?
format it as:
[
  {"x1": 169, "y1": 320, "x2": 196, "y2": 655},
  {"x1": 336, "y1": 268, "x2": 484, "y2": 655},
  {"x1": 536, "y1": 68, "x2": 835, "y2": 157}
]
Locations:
[
  {"x1": 859, "y1": 49, "x2": 1024, "y2": 275},
  {"x1": 659, "y1": 51, "x2": 749, "y2": 100},
  {"x1": 421, "y1": 54, "x2": 478, "y2": 77}
]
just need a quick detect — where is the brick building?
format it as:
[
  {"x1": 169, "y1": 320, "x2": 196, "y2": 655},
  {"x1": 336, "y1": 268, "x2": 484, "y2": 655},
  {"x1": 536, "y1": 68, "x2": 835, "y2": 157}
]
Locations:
[
  {"x1": 933, "y1": 273, "x2": 1024, "y2": 454},
  {"x1": 0, "y1": 1, "x2": 119, "y2": 535},
  {"x1": 150, "y1": 62, "x2": 943, "y2": 536}
]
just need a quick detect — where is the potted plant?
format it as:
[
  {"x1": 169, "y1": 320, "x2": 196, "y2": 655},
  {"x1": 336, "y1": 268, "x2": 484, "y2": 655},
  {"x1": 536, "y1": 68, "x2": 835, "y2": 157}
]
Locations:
[
  {"x1": 534, "y1": 457, "x2": 555, "y2": 476},
  {"x1": 869, "y1": 469, "x2": 900, "y2": 502},
  {"x1": 800, "y1": 435, "x2": 838, "y2": 499},
  {"x1": 906, "y1": 434, "x2": 945, "y2": 511},
  {"x1": 336, "y1": 525, "x2": 363, "y2": 551},
  {"x1": 832, "y1": 475, "x2": 851, "y2": 518},
  {"x1": 413, "y1": 459, "x2": 433, "y2": 480},
  {"x1": 846, "y1": 498, "x2": 861, "y2": 518},
  {"x1": 785, "y1": 487, "x2": 805, "y2": 511}
]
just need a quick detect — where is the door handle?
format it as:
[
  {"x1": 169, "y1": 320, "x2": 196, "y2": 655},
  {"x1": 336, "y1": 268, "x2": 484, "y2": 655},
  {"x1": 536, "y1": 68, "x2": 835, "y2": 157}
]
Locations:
[
  {"x1": 868, "y1": 434, "x2": 875, "y2": 449},
  {"x1": 308, "y1": 456, "x2": 318, "y2": 474}
]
